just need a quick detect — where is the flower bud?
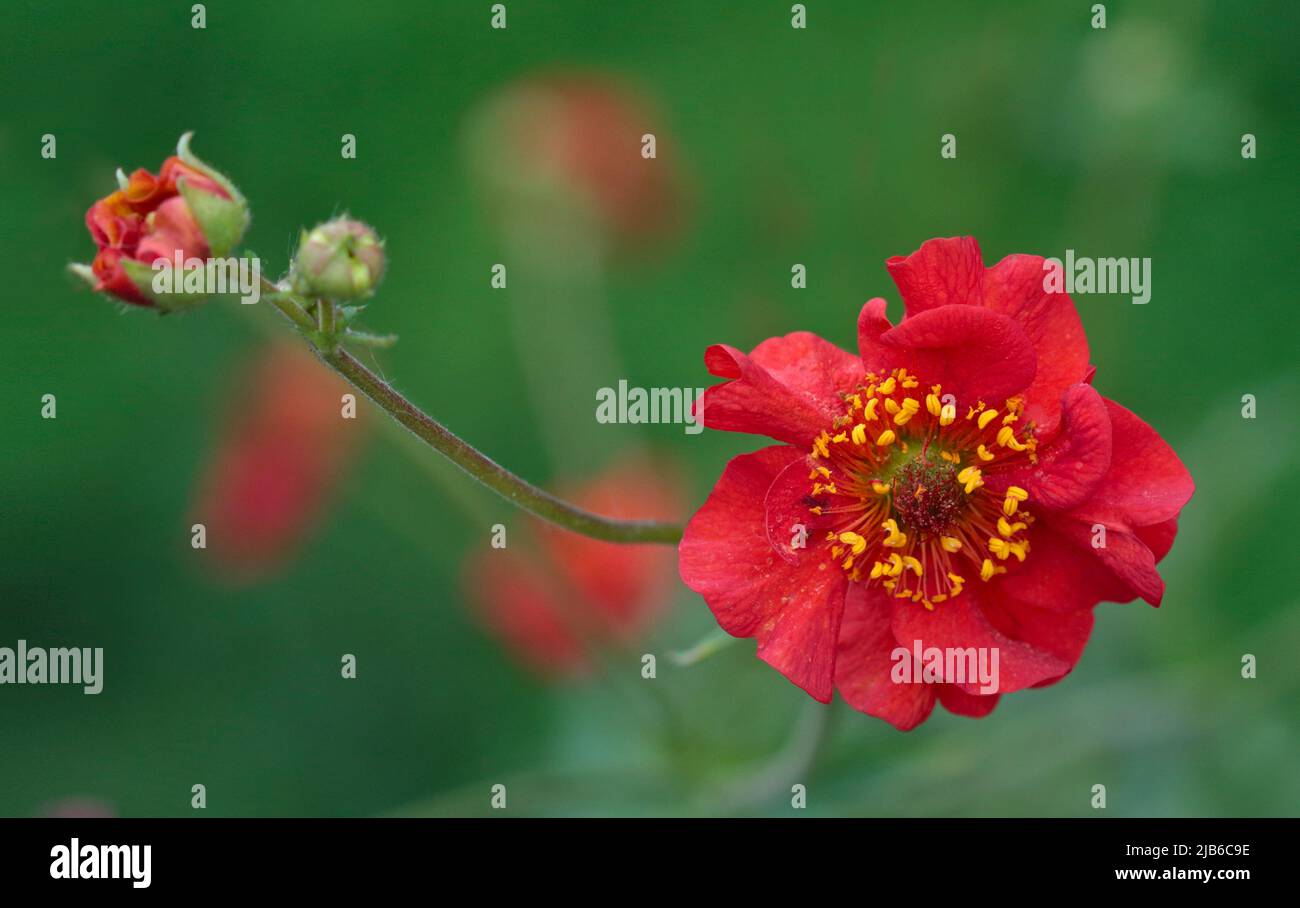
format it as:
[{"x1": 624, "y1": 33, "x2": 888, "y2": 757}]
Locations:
[
  {"x1": 72, "y1": 133, "x2": 249, "y2": 308},
  {"x1": 292, "y1": 218, "x2": 386, "y2": 300}
]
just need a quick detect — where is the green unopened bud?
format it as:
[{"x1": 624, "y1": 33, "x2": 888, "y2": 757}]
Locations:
[{"x1": 292, "y1": 218, "x2": 386, "y2": 300}]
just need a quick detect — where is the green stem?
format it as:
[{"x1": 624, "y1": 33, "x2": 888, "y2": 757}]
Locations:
[{"x1": 260, "y1": 278, "x2": 684, "y2": 545}]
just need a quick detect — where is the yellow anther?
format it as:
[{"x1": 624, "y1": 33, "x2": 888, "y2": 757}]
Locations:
[
  {"x1": 947, "y1": 571, "x2": 965, "y2": 589},
  {"x1": 976, "y1": 444, "x2": 995, "y2": 462},
  {"x1": 813, "y1": 434, "x2": 830, "y2": 458},
  {"x1": 902, "y1": 555, "x2": 923, "y2": 577},
  {"x1": 893, "y1": 408, "x2": 917, "y2": 426},
  {"x1": 881, "y1": 519, "x2": 907, "y2": 548},
  {"x1": 809, "y1": 506, "x2": 822, "y2": 515},
  {"x1": 1002, "y1": 411, "x2": 1019, "y2": 425},
  {"x1": 869, "y1": 561, "x2": 885, "y2": 580},
  {"x1": 870, "y1": 480, "x2": 890, "y2": 495},
  {"x1": 817, "y1": 466, "x2": 832, "y2": 479},
  {"x1": 1006, "y1": 486, "x2": 1029, "y2": 501},
  {"x1": 940, "y1": 450, "x2": 960, "y2": 463},
  {"x1": 849, "y1": 394, "x2": 862, "y2": 410},
  {"x1": 956, "y1": 466, "x2": 983, "y2": 494},
  {"x1": 977, "y1": 409, "x2": 1000, "y2": 430},
  {"x1": 842, "y1": 556, "x2": 855, "y2": 570},
  {"x1": 886, "y1": 553, "x2": 904, "y2": 576},
  {"x1": 851, "y1": 423, "x2": 868, "y2": 446},
  {"x1": 877, "y1": 376, "x2": 896, "y2": 395},
  {"x1": 939, "y1": 404, "x2": 957, "y2": 426},
  {"x1": 1003, "y1": 497, "x2": 1019, "y2": 517},
  {"x1": 930, "y1": 594, "x2": 947, "y2": 604},
  {"x1": 875, "y1": 429, "x2": 896, "y2": 446},
  {"x1": 940, "y1": 536, "x2": 962, "y2": 553},
  {"x1": 864, "y1": 398, "x2": 879, "y2": 421},
  {"x1": 980, "y1": 558, "x2": 1005, "y2": 581},
  {"x1": 895, "y1": 587, "x2": 913, "y2": 599},
  {"x1": 925, "y1": 393, "x2": 941, "y2": 416},
  {"x1": 921, "y1": 599, "x2": 934, "y2": 610},
  {"x1": 832, "y1": 431, "x2": 848, "y2": 444},
  {"x1": 997, "y1": 516, "x2": 1027, "y2": 538},
  {"x1": 838, "y1": 531, "x2": 868, "y2": 555},
  {"x1": 884, "y1": 398, "x2": 901, "y2": 415}
]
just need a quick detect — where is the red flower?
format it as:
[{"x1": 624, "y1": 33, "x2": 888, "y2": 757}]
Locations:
[
  {"x1": 79, "y1": 137, "x2": 247, "y2": 306},
  {"x1": 464, "y1": 455, "x2": 684, "y2": 677},
  {"x1": 192, "y1": 343, "x2": 361, "y2": 581},
  {"x1": 679, "y1": 237, "x2": 1193, "y2": 729}
]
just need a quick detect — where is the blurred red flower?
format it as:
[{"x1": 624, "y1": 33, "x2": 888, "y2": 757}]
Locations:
[
  {"x1": 465, "y1": 73, "x2": 686, "y2": 251},
  {"x1": 192, "y1": 343, "x2": 361, "y2": 581},
  {"x1": 679, "y1": 237, "x2": 1193, "y2": 729},
  {"x1": 464, "y1": 454, "x2": 684, "y2": 676}
]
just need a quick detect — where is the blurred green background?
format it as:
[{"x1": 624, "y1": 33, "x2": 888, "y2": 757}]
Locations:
[{"x1": 2, "y1": 0, "x2": 1296, "y2": 817}]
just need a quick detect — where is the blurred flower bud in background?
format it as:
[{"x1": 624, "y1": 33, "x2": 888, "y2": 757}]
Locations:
[
  {"x1": 72, "y1": 134, "x2": 249, "y2": 307},
  {"x1": 191, "y1": 342, "x2": 362, "y2": 583},
  {"x1": 463, "y1": 72, "x2": 687, "y2": 256},
  {"x1": 292, "y1": 217, "x2": 386, "y2": 300},
  {"x1": 39, "y1": 797, "x2": 116, "y2": 818},
  {"x1": 463, "y1": 454, "x2": 685, "y2": 677}
]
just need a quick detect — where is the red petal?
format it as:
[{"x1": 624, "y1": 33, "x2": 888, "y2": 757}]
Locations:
[
  {"x1": 1136, "y1": 517, "x2": 1179, "y2": 564},
  {"x1": 885, "y1": 236, "x2": 985, "y2": 315},
  {"x1": 988, "y1": 383, "x2": 1112, "y2": 512},
  {"x1": 834, "y1": 584, "x2": 937, "y2": 729},
  {"x1": 679, "y1": 445, "x2": 847, "y2": 701},
  {"x1": 983, "y1": 253, "x2": 1091, "y2": 435},
  {"x1": 701, "y1": 332, "x2": 861, "y2": 447},
  {"x1": 937, "y1": 685, "x2": 1001, "y2": 718},
  {"x1": 889, "y1": 588, "x2": 1070, "y2": 695},
  {"x1": 980, "y1": 594, "x2": 1095, "y2": 684},
  {"x1": 1052, "y1": 515, "x2": 1166, "y2": 606},
  {"x1": 859, "y1": 301, "x2": 1037, "y2": 408},
  {"x1": 1067, "y1": 399, "x2": 1194, "y2": 529},
  {"x1": 998, "y1": 518, "x2": 1138, "y2": 611}
]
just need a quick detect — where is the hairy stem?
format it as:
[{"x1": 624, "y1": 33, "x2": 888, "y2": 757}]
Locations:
[{"x1": 261, "y1": 280, "x2": 684, "y2": 544}]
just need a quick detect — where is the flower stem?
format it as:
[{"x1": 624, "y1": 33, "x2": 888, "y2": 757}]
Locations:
[{"x1": 261, "y1": 279, "x2": 684, "y2": 544}]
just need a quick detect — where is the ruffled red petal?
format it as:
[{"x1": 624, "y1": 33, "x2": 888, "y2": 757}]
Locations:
[
  {"x1": 885, "y1": 236, "x2": 985, "y2": 314},
  {"x1": 937, "y1": 685, "x2": 1001, "y2": 718},
  {"x1": 835, "y1": 584, "x2": 936, "y2": 729},
  {"x1": 889, "y1": 587, "x2": 1070, "y2": 695},
  {"x1": 858, "y1": 298, "x2": 1037, "y2": 407},
  {"x1": 1066, "y1": 399, "x2": 1194, "y2": 529},
  {"x1": 983, "y1": 253, "x2": 1091, "y2": 435},
  {"x1": 679, "y1": 445, "x2": 848, "y2": 701},
  {"x1": 700, "y1": 332, "x2": 862, "y2": 447},
  {"x1": 988, "y1": 382, "x2": 1112, "y2": 512}
]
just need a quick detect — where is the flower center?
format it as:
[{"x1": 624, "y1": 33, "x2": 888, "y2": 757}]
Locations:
[
  {"x1": 891, "y1": 459, "x2": 963, "y2": 535},
  {"x1": 805, "y1": 367, "x2": 1039, "y2": 609}
]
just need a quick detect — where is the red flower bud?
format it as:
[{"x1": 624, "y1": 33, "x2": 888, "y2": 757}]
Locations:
[{"x1": 72, "y1": 134, "x2": 249, "y2": 307}]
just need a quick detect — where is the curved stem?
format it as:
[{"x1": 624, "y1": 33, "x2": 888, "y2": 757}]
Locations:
[{"x1": 261, "y1": 280, "x2": 683, "y2": 544}]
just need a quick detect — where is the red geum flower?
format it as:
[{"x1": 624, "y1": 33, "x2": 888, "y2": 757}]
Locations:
[
  {"x1": 464, "y1": 454, "x2": 684, "y2": 677},
  {"x1": 75, "y1": 134, "x2": 248, "y2": 307},
  {"x1": 192, "y1": 343, "x2": 361, "y2": 582},
  {"x1": 679, "y1": 237, "x2": 1193, "y2": 729}
]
